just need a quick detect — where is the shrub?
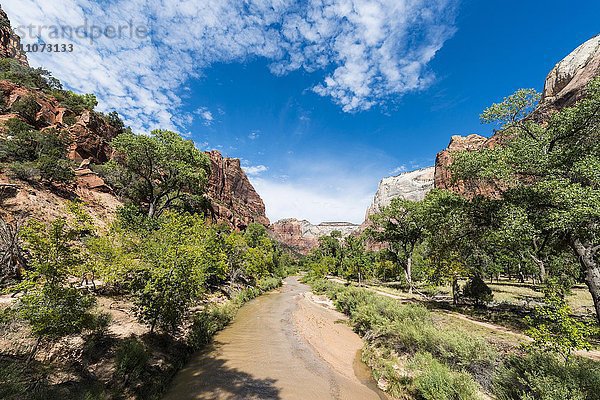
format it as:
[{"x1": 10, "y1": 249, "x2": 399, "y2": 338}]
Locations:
[
  {"x1": 493, "y1": 352, "x2": 600, "y2": 400},
  {"x1": 52, "y1": 90, "x2": 97, "y2": 113},
  {"x1": 10, "y1": 95, "x2": 40, "y2": 124},
  {"x1": 410, "y1": 352, "x2": 479, "y2": 400},
  {"x1": 463, "y1": 275, "x2": 493, "y2": 306},
  {"x1": 187, "y1": 303, "x2": 237, "y2": 350},
  {"x1": 7, "y1": 161, "x2": 38, "y2": 182},
  {"x1": 115, "y1": 338, "x2": 149, "y2": 381},
  {"x1": 0, "y1": 59, "x2": 61, "y2": 90}
]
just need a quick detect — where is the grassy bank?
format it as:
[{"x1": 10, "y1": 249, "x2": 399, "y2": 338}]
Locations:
[
  {"x1": 0, "y1": 276, "x2": 282, "y2": 400},
  {"x1": 307, "y1": 278, "x2": 600, "y2": 400}
]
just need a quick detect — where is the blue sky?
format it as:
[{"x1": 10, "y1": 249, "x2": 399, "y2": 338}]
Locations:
[{"x1": 4, "y1": 0, "x2": 600, "y2": 223}]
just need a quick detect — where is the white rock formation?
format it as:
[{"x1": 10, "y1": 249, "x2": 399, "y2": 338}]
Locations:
[
  {"x1": 542, "y1": 34, "x2": 600, "y2": 109},
  {"x1": 366, "y1": 166, "x2": 435, "y2": 218}
]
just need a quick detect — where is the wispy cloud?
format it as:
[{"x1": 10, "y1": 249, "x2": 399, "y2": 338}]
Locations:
[
  {"x1": 4, "y1": 0, "x2": 457, "y2": 132},
  {"x1": 194, "y1": 107, "x2": 214, "y2": 126},
  {"x1": 242, "y1": 164, "x2": 268, "y2": 176},
  {"x1": 248, "y1": 130, "x2": 260, "y2": 140}
]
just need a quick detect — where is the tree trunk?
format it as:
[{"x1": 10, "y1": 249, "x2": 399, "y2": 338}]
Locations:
[
  {"x1": 405, "y1": 257, "x2": 413, "y2": 294},
  {"x1": 452, "y1": 277, "x2": 460, "y2": 305},
  {"x1": 571, "y1": 237, "x2": 600, "y2": 324}
]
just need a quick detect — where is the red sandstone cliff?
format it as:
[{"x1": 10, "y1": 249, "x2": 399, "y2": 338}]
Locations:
[
  {"x1": 0, "y1": 10, "x2": 269, "y2": 230},
  {"x1": 205, "y1": 150, "x2": 270, "y2": 229}
]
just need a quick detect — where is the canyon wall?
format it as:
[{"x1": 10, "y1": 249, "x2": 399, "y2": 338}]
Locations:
[
  {"x1": 270, "y1": 219, "x2": 360, "y2": 255},
  {"x1": 205, "y1": 150, "x2": 270, "y2": 230},
  {"x1": 365, "y1": 166, "x2": 435, "y2": 219},
  {"x1": 434, "y1": 34, "x2": 600, "y2": 196}
]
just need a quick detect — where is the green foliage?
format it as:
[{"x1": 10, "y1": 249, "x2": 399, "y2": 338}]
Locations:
[
  {"x1": 10, "y1": 95, "x2": 40, "y2": 124},
  {"x1": 0, "y1": 59, "x2": 62, "y2": 91},
  {"x1": 493, "y1": 352, "x2": 600, "y2": 400},
  {"x1": 310, "y1": 279, "x2": 496, "y2": 391},
  {"x1": 115, "y1": 338, "x2": 149, "y2": 381},
  {"x1": 480, "y1": 88, "x2": 540, "y2": 127},
  {"x1": 526, "y1": 287, "x2": 594, "y2": 361},
  {"x1": 104, "y1": 111, "x2": 125, "y2": 131},
  {"x1": 462, "y1": 275, "x2": 493, "y2": 306},
  {"x1": 451, "y1": 77, "x2": 600, "y2": 321},
  {"x1": 105, "y1": 129, "x2": 211, "y2": 218},
  {"x1": 131, "y1": 212, "x2": 208, "y2": 333},
  {"x1": 52, "y1": 90, "x2": 97, "y2": 113},
  {"x1": 16, "y1": 214, "x2": 99, "y2": 348},
  {"x1": 0, "y1": 119, "x2": 73, "y2": 183},
  {"x1": 18, "y1": 285, "x2": 97, "y2": 339},
  {"x1": 410, "y1": 352, "x2": 479, "y2": 400},
  {"x1": 187, "y1": 302, "x2": 237, "y2": 350}
]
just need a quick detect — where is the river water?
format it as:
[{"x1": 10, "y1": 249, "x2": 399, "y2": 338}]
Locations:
[{"x1": 164, "y1": 277, "x2": 388, "y2": 400}]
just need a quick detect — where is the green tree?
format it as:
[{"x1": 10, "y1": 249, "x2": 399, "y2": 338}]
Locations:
[
  {"x1": 132, "y1": 212, "x2": 208, "y2": 333},
  {"x1": 369, "y1": 198, "x2": 426, "y2": 293},
  {"x1": 526, "y1": 281, "x2": 594, "y2": 361},
  {"x1": 452, "y1": 78, "x2": 600, "y2": 322},
  {"x1": 17, "y1": 215, "x2": 98, "y2": 361},
  {"x1": 106, "y1": 129, "x2": 211, "y2": 218}
]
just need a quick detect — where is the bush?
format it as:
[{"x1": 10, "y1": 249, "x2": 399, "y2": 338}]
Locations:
[
  {"x1": 410, "y1": 352, "x2": 479, "y2": 400},
  {"x1": 463, "y1": 275, "x2": 493, "y2": 306},
  {"x1": 187, "y1": 303, "x2": 237, "y2": 350},
  {"x1": 115, "y1": 338, "x2": 149, "y2": 381},
  {"x1": 52, "y1": 90, "x2": 97, "y2": 113},
  {"x1": 10, "y1": 95, "x2": 40, "y2": 124},
  {"x1": 0, "y1": 59, "x2": 61, "y2": 91},
  {"x1": 493, "y1": 352, "x2": 600, "y2": 400}
]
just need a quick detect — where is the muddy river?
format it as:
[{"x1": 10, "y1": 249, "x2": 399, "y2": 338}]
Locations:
[{"x1": 164, "y1": 277, "x2": 388, "y2": 400}]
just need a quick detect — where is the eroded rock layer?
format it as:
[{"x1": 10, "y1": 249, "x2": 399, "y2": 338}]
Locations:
[{"x1": 270, "y1": 219, "x2": 360, "y2": 255}]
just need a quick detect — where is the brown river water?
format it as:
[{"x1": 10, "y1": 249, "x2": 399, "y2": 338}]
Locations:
[{"x1": 164, "y1": 276, "x2": 389, "y2": 400}]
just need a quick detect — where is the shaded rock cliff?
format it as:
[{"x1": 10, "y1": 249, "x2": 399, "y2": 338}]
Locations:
[
  {"x1": 270, "y1": 219, "x2": 360, "y2": 255},
  {"x1": 434, "y1": 34, "x2": 600, "y2": 196},
  {"x1": 205, "y1": 150, "x2": 270, "y2": 230},
  {"x1": 0, "y1": 8, "x2": 28, "y2": 66}
]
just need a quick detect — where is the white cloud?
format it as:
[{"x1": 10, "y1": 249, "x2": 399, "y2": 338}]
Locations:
[
  {"x1": 251, "y1": 176, "x2": 373, "y2": 224},
  {"x1": 248, "y1": 130, "x2": 260, "y2": 140},
  {"x1": 194, "y1": 107, "x2": 214, "y2": 126},
  {"x1": 242, "y1": 165, "x2": 268, "y2": 176},
  {"x1": 3, "y1": 0, "x2": 457, "y2": 131}
]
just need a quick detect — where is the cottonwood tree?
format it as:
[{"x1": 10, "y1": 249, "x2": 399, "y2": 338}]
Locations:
[
  {"x1": 132, "y1": 212, "x2": 207, "y2": 333},
  {"x1": 452, "y1": 78, "x2": 600, "y2": 323},
  {"x1": 369, "y1": 198, "x2": 427, "y2": 293},
  {"x1": 106, "y1": 129, "x2": 211, "y2": 218}
]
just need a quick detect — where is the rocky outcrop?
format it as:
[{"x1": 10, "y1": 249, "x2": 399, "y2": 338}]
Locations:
[
  {"x1": 538, "y1": 34, "x2": 600, "y2": 116},
  {"x1": 433, "y1": 134, "x2": 505, "y2": 198},
  {"x1": 435, "y1": 35, "x2": 600, "y2": 197},
  {"x1": 0, "y1": 81, "x2": 119, "y2": 164},
  {"x1": 205, "y1": 150, "x2": 270, "y2": 230},
  {"x1": 366, "y1": 167, "x2": 435, "y2": 218},
  {"x1": 271, "y1": 219, "x2": 360, "y2": 254},
  {"x1": 0, "y1": 8, "x2": 27, "y2": 66}
]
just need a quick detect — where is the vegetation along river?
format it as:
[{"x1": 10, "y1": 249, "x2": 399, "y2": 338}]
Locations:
[{"x1": 164, "y1": 276, "x2": 389, "y2": 400}]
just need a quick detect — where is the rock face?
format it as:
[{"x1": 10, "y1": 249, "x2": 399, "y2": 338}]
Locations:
[
  {"x1": 0, "y1": 8, "x2": 270, "y2": 232},
  {"x1": 270, "y1": 219, "x2": 360, "y2": 254},
  {"x1": 205, "y1": 150, "x2": 270, "y2": 230},
  {"x1": 539, "y1": 34, "x2": 600, "y2": 114},
  {"x1": 435, "y1": 35, "x2": 600, "y2": 197},
  {"x1": 366, "y1": 167, "x2": 435, "y2": 218},
  {"x1": 0, "y1": 9, "x2": 28, "y2": 66},
  {"x1": 433, "y1": 134, "x2": 505, "y2": 198}
]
